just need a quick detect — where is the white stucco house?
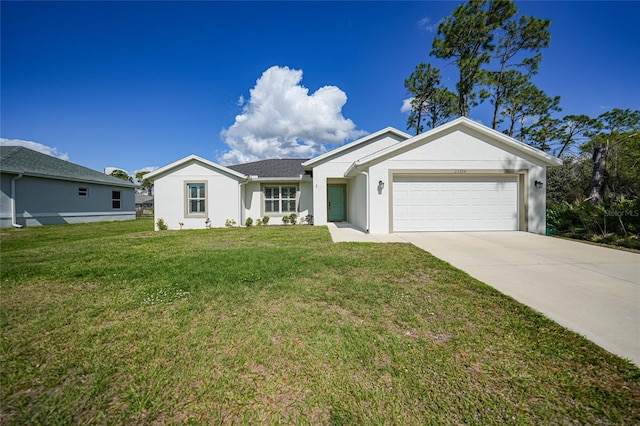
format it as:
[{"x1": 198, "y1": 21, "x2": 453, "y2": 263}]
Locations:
[{"x1": 146, "y1": 117, "x2": 562, "y2": 233}]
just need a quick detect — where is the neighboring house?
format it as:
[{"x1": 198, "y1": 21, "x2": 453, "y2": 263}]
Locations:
[
  {"x1": 135, "y1": 194, "x2": 154, "y2": 216},
  {"x1": 146, "y1": 117, "x2": 562, "y2": 233},
  {"x1": 0, "y1": 146, "x2": 136, "y2": 228}
]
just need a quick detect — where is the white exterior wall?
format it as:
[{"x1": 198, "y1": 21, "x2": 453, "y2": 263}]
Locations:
[
  {"x1": 153, "y1": 162, "x2": 241, "y2": 230},
  {"x1": 242, "y1": 180, "x2": 312, "y2": 225},
  {"x1": 310, "y1": 134, "x2": 406, "y2": 226},
  {"x1": 311, "y1": 162, "x2": 351, "y2": 226},
  {"x1": 347, "y1": 173, "x2": 367, "y2": 231},
  {"x1": 366, "y1": 129, "x2": 548, "y2": 234},
  {"x1": 243, "y1": 181, "x2": 262, "y2": 224},
  {"x1": 527, "y1": 166, "x2": 547, "y2": 234},
  {"x1": 299, "y1": 180, "x2": 314, "y2": 221}
]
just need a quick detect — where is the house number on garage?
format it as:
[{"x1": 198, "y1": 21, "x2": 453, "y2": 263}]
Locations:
[{"x1": 454, "y1": 169, "x2": 467, "y2": 174}]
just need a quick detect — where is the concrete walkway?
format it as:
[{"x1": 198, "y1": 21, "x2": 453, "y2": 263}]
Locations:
[
  {"x1": 326, "y1": 222, "x2": 405, "y2": 243},
  {"x1": 327, "y1": 224, "x2": 640, "y2": 366}
]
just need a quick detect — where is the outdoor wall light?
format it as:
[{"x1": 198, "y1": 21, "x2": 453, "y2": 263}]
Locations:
[
  {"x1": 378, "y1": 180, "x2": 385, "y2": 191},
  {"x1": 534, "y1": 180, "x2": 544, "y2": 189}
]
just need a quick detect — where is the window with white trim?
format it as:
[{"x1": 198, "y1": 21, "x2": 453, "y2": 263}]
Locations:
[
  {"x1": 264, "y1": 185, "x2": 297, "y2": 214},
  {"x1": 112, "y1": 191, "x2": 121, "y2": 209},
  {"x1": 186, "y1": 182, "x2": 206, "y2": 216}
]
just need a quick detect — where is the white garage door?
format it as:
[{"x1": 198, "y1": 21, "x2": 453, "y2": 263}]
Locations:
[{"x1": 393, "y1": 175, "x2": 518, "y2": 232}]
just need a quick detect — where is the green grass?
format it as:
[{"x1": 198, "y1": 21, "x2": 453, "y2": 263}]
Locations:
[{"x1": 1, "y1": 219, "x2": 639, "y2": 424}]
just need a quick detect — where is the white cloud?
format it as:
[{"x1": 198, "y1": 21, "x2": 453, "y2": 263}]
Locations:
[
  {"x1": 400, "y1": 97, "x2": 414, "y2": 114},
  {"x1": 0, "y1": 138, "x2": 70, "y2": 161},
  {"x1": 417, "y1": 17, "x2": 438, "y2": 33},
  {"x1": 218, "y1": 66, "x2": 366, "y2": 165}
]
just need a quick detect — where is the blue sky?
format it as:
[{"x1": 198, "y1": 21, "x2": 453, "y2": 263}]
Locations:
[{"x1": 2, "y1": 1, "x2": 639, "y2": 177}]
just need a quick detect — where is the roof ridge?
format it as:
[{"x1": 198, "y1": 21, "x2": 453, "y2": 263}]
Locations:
[
  {"x1": 230, "y1": 157, "x2": 309, "y2": 166},
  {"x1": 0, "y1": 146, "x2": 137, "y2": 186}
]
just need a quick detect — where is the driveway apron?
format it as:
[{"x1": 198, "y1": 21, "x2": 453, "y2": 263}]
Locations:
[{"x1": 397, "y1": 232, "x2": 640, "y2": 367}]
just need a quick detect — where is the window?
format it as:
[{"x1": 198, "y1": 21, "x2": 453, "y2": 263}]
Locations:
[
  {"x1": 112, "y1": 191, "x2": 121, "y2": 209},
  {"x1": 264, "y1": 185, "x2": 297, "y2": 214},
  {"x1": 186, "y1": 182, "x2": 206, "y2": 216},
  {"x1": 78, "y1": 187, "x2": 88, "y2": 197}
]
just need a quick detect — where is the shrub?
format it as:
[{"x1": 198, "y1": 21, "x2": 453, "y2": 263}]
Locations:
[
  {"x1": 245, "y1": 217, "x2": 253, "y2": 227},
  {"x1": 547, "y1": 199, "x2": 640, "y2": 248},
  {"x1": 156, "y1": 218, "x2": 168, "y2": 231},
  {"x1": 262, "y1": 216, "x2": 270, "y2": 225},
  {"x1": 288, "y1": 213, "x2": 298, "y2": 225},
  {"x1": 282, "y1": 216, "x2": 290, "y2": 225},
  {"x1": 255, "y1": 218, "x2": 262, "y2": 226},
  {"x1": 304, "y1": 214, "x2": 314, "y2": 225},
  {"x1": 225, "y1": 219, "x2": 237, "y2": 228}
]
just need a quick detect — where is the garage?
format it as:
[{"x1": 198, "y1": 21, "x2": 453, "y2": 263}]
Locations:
[{"x1": 392, "y1": 175, "x2": 519, "y2": 232}]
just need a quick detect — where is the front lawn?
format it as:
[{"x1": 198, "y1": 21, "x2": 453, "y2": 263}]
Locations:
[{"x1": 1, "y1": 219, "x2": 638, "y2": 424}]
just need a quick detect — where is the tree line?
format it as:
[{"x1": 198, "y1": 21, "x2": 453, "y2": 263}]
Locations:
[{"x1": 404, "y1": 0, "x2": 639, "y2": 213}]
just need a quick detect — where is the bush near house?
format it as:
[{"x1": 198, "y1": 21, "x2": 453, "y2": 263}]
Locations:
[{"x1": 547, "y1": 199, "x2": 640, "y2": 250}]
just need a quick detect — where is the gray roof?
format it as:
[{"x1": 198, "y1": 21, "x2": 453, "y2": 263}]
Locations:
[
  {"x1": 0, "y1": 146, "x2": 136, "y2": 187},
  {"x1": 135, "y1": 194, "x2": 154, "y2": 204},
  {"x1": 227, "y1": 158, "x2": 309, "y2": 178}
]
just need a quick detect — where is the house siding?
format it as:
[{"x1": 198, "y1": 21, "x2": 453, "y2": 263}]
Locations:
[
  {"x1": 0, "y1": 173, "x2": 135, "y2": 227},
  {"x1": 347, "y1": 174, "x2": 367, "y2": 231},
  {"x1": 243, "y1": 181, "x2": 312, "y2": 224},
  {"x1": 149, "y1": 119, "x2": 558, "y2": 234},
  {"x1": 153, "y1": 162, "x2": 241, "y2": 230},
  {"x1": 366, "y1": 128, "x2": 549, "y2": 234},
  {"x1": 0, "y1": 174, "x2": 14, "y2": 228},
  {"x1": 310, "y1": 133, "x2": 407, "y2": 227}
]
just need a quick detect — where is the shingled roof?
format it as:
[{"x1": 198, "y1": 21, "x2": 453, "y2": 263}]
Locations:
[
  {"x1": 0, "y1": 146, "x2": 136, "y2": 187},
  {"x1": 227, "y1": 158, "x2": 309, "y2": 178}
]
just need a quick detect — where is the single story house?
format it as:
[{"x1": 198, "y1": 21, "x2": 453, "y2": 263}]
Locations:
[
  {"x1": 146, "y1": 117, "x2": 562, "y2": 233},
  {"x1": 135, "y1": 194, "x2": 154, "y2": 216},
  {"x1": 0, "y1": 146, "x2": 136, "y2": 228}
]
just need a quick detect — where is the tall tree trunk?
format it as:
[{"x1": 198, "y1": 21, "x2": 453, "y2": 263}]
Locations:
[
  {"x1": 508, "y1": 117, "x2": 515, "y2": 137},
  {"x1": 492, "y1": 65, "x2": 506, "y2": 129},
  {"x1": 458, "y1": 92, "x2": 467, "y2": 117},
  {"x1": 492, "y1": 95, "x2": 500, "y2": 129},
  {"x1": 588, "y1": 144, "x2": 608, "y2": 203},
  {"x1": 458, "y1": 71, "x2": 469, "y2": 117}
]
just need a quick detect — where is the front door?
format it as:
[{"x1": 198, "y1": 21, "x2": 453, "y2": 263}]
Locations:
[{"x1": 327, "y1": 185, "x2": 346, "y2": 221}]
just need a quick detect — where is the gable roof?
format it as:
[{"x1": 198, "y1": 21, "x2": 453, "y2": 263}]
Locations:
[
  {"x1": 302, "y1": 127, "x2": 412, "y2": 168},
  {"x1": 347, "y1": 117, "x2": 562, "y2": 173},
  {"x1": 0, "y1": 146, "x2": 136, "y2": 187},
  {"x1": 144, "y1": 154, "x2": 247, "y2": 180},
  {"x1": 227, "y1": 158, "x2": 308, "y2": 178}
]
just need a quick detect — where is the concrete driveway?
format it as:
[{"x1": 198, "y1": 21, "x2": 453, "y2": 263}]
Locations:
[{"x1": 396, "y1": 232, "x2": 640, "y2": 367}]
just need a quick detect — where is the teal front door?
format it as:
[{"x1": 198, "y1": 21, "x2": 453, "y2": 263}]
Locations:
[{"x1": 327, "y1": 185, "x2": 346, "y2": 221}]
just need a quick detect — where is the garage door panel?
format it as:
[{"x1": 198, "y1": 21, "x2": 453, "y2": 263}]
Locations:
[{"x1": 393, "y1": 175, "x2": 518, "y2": 232}]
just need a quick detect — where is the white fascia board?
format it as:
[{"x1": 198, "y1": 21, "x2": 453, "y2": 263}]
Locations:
[
  {"x1": 248, "y1": 176, "x2": 306, "y2": 182},
  {"x1": 145, "y1": 154, "x2": 248, "y2": 180},
  {"x1": 302, "y1": 127, "x2": 412, "y2": 168},
  {"x1": 352, "y1": 117, "x2": 562, "y2": 168},
  {"x1": 343, "y1": 162, "x2": 360, "y2": 178}
]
